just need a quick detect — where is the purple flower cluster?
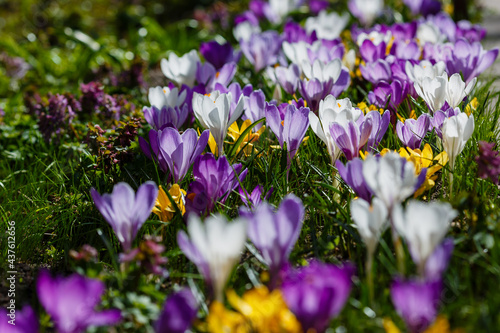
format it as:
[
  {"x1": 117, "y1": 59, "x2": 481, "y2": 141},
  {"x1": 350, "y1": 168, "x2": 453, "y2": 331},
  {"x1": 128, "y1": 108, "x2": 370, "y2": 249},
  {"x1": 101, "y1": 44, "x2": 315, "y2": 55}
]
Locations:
[{"x1": 476, "y1": 141, "x2": 500, "y2": 184}]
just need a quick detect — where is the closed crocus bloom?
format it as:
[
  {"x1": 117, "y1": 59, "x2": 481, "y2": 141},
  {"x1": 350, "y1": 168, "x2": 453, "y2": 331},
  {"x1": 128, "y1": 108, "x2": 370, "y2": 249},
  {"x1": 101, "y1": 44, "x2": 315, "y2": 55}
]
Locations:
[
  {"x1": 359, "y1": 38, "x2": 386, "y2": 63},
  {"x1": 192, "y1": 91, "x2": 244, "y2": 156},
  {"x1": 281, "y1": 261, "x2": 355, "y2": 333},
  {"x1": 350, "y1": 197, "x2": 388, "y2": 256},
  {"x1": 305, "y1": 10, "x2": 349, "y2": 40},
  {"x1": 240, "y1": 31, "x2": 282, "y2": 72},
  {"x1": 274, "y1": 63, "x2": 301, "y2": 95},
  {"x1": 269, "y1": 0, "x2": 301, "y2": 23},
  {"x1": 240, "y1": 194, "x2": 305, "y2": 284},
  {"x1": 37, "y1": 270, "x2": 121, "y2": 333},
  {"x1": 348, "y1": 0, "x2": 383, "y2": 26},
  {"x1": 200, "y1": 40, "x2": 241, "y2": 70},
  {"x1": 391, "y1": 277, "x2": 442, "y2": 333},
  {"x1": 282, "y1": 41, "x2": 312, "y2": 68},
  {"x1": 365, "y1": 110, "x2": 390, "y2": 152},
  {"x1": 148, "y1": 86, "x2": 187, "y2": 109},
  {"x1": 392, "y1": 200, "x2": 457, "y2": 271},
  {"x1": 413, "y1": 73, "x2": 448, "y2": 114},
  {"x1": 177, "y1": 214, "x2": 247, "y2": 302},
  {"x1": 143, "y1": 104, "x2": 189, "y2": 130},
  {"x1": 161, "y1": 50, "x2": 200, "y2": 87},
  {"x1": 360, "y1": 59, "x2": 392, "y2": 84},
  {"x1": 309, "y1": 96, "x2": 362, "y2": 164},
  {"x1": 91, "y1": 182, "x2": 158, "y2": 251},
  {"x1": 417, "y1": 22, "x2": 446, "y2": 45},
  {"x1": 363, "y1": 152, "x2": 425, "y2": 210},
  {"x1": 155, "y1": 289, "x2": 198, "y2": 333},
  {"x1": 243, "y1": 89, "x2": 266, "y2": 129},
  {"x1": 405, "y1": 60, "x2": 446, "y2": 88},
  {"x1": 442, "y1": 112, "x2": 474, "y2": 170},
  {"x1": 336, "y1": 158, "x2": 374, "y2": 202},
  {"x1": 445, "y1": 73, "x2": 476, "y2": 109},
  {"x1": 329, "y1": 114, "x2": 373, "y2": 160},
  {"x1": 302, "y1": 58, "x2": 342, "y2": 85},
  {"x1": 396, "y1": 113, "x2": 431, "y2": 150}
]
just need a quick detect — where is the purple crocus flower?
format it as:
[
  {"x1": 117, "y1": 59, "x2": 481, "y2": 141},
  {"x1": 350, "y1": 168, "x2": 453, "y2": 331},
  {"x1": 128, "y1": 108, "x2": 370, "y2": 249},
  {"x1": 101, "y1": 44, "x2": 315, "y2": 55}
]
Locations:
[
  {"x1": 309, "y1": 0, "x2": 329, "y2": 15},
  {"x1": 90, "y1": 181, "x2": 158, "y2": 251},
  {"x1": 330, "y1": 68, "x2": 352, "y2": 98},
  {"x1": 283, "y1": 21, "x2": 318, "y2": 44},
  {"x1": 266, "y1": 102, "x2": 310, "y2": 169},
  {"x1": 187, "y1": 153, "x2": 248, "y2": 214},
  {"x1": 275, "y1": 63, "x2": 301, "y2": 95},
  {"x1": 360, "y1": 59, "x2": 392, "y2": 84},
  {"x1": 391, "y1": 277, "x2": 442, "y2": 333},
  {"x1": 37, "y1": 270, "x2": 121, "y2": 333},
  {"x1": 336, "y1": 158, "x2": 374, "y2": 202},
  {"x1": 298, "y1": 78, "x2": 333, "y2": 112},
  {"x1": 0, "y1": 305, "x2": 38, "y2": 333},
  {"x1": 200, "y1": 40, "x2": 241, "y2": 70},
  {"x1": 396, "y1": 114, "x2": 431, "y2": 149},
  {"x1": 366, "y1": 110, "x2": 390, "y2": 152},
  {"x1": 390, "y1": 22, "x2": 417, "y2": 40},
  {"x1": 446, "y1": 38, "x2": 499, "y2": 85},
  {"x1": 368, "y1": 80, "x2": 409, "y2": 112},
  {"x1": 243, "y1": 89, "x2": 266, "y2": 130},
  {"x1": 281, "y1": 261, "x2": 355, "y2": 333},
  {"x1": 403, "y1": 0, "x2": 441, "y2": 17},
  {"x1": 240, "y1": 31, "x2": 283, "y2": 72},
  {"x1": 154, "y1": 288, "x2": 198, "y2": 333},
  {"x1": 456, "y1": 20, "x2": 486, "y2": 43},
  {"x1": 476, "y1": 141, "x2": 500, "y2": 184},
  {"x1": 143, "y1": 104, "x2": 189, "y2": 130},
  {"x1": 238, "y1": 184, "x2": 273, "y2": 208},
  {"x1": 196, "y1": 61, "x2": 237, "y2": 92},
  {"x1": 240, "y1": 194, "x2": 304, "y2": 285},
  {"x1": 359, "y1": 39, "x2": 386, "y2": 63},
  {"x1": 329, "y1": 116, "x2": 373, "y2": 160},
  {"x1": 140, "y1": 128, "x2": 209, "y2": 183},
  {"x1": 425, "y1": 238, "x2": 454, "y2": 281},
  {"x1": 390, "y1": 40, "x2": 421, "y2": 60},
  {"x1": 430, "y1": 106, "x2": 460, "y2": 139}
]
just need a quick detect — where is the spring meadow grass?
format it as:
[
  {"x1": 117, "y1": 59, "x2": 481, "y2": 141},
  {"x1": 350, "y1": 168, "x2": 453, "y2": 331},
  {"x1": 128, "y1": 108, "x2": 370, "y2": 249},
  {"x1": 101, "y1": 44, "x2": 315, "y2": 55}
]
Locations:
[{"x1": 1, "y1": 0, "x2": 500, "y2": 332}]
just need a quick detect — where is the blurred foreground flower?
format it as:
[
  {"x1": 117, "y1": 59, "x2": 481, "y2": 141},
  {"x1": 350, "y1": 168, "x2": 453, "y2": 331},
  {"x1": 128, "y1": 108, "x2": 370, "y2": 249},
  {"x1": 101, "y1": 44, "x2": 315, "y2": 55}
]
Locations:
[
  {"x1": 120, "y1": 236, "x2": 169, "y2": 277},
  {"x1": 91, "y1": 182, "x2": 158, "y2": 251},
  {"x1": 177, "y1": 214, "x2": 247, "y2": 302},
  {"x1": 155, "y1": 288, "x2": 198, "y2": 333},
  {"x1": 37, "y1": 270, "x2": 121, "y2": 333},
  {"x1": 281, "y1": 261, "x2": 355, "y2": 333},
  {"x1": 0, "y1": 305, "x2": 38, "y2": 333},
  {"x1": 153, "y1": 184, "x2": 186, "y2": 222}
]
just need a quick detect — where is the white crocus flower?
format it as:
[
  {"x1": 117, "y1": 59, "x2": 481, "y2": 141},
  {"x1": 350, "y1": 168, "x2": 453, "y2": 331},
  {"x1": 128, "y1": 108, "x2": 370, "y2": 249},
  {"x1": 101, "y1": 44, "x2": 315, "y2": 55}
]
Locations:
[
  {"x1": 350, "y1": 197, "x2": 388, "y2": 256},
  {"x1": 405, "y1": 60, "x2": 446, "y2": 87},
  {"x1": 416, "y1": 22, "x2": 446, "y2": 45},
  {"x1": 356, "y1": 30, "x2": 392, "y2": 47},
  {"x1": 362, "y1": 152, "x2": 419, "y2": 211},
  {"x1": 192, "y1": 91, "x2": 244, "y2": 156},
  {"x1": 414, "y1": 73, "x2": 448, "y2": 115},
  {"x1": 269, "y1": 0, "x2": 301, "y2": 23},
  {"x1": 302, "y1": 58, "x2": 343, "y2": 83},
  {"x1": 350, "y1": 0, "x2": 384, "y2": 27},
  {"x1": 184, "y1": 214, "x2": 247, "y2": 302},
  {"x1": 446, "y1": 74, "x2": 477, "y2": 109},
  {"x1": 392, "y1": 200, "x2": 457, "y2": 273},
  {"x1": 148, "y1": 86, "x2": 187, "y2": 109},
  {"x1": 442, "y1": 112, "x2": 474, "y2": 171},
  {"x1": 343, "y1": 49, "x2": 356, "y2": 73},
  {"x1": 305, "y1": 10, "x2": 350, "y2": 40},
  {"x1": 233, "y1": 22, "x2": 261, "y2": 42},
  {"x1": 160, "y1": 50, "x2": 200, "y2": 87},
  {"x1": 283, "y1": 41, "x2": 313, "y2": 68},
  {"x1": 309, "y1": 96, "x2": 362, "y2": 164}
]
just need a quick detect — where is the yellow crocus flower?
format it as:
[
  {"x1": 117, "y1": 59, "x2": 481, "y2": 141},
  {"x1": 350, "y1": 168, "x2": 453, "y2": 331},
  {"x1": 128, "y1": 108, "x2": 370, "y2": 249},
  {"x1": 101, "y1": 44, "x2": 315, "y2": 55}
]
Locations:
[
  {"x1": 152, "y1": 184, "x2": 186, "y2": 222},
  {"x1": 227, "y1": 119, "x2": 265, "y2": 156}
]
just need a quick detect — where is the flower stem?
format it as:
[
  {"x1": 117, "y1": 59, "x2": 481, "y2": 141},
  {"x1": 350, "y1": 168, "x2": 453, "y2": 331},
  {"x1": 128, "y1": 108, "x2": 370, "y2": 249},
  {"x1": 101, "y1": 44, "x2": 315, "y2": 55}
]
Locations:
[{"x1": 366, "y1": 251, "x2": 374, "y2": 306}]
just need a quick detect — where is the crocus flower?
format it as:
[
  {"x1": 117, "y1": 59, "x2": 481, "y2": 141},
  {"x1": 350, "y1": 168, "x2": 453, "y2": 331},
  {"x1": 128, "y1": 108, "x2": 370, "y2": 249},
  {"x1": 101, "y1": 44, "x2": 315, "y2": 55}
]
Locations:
[
  {"x1": 155, "y1": 289, "x2": 198, "y2": 333},
  {"x1": 238, "y1": 184, "x2": 273, "y2": 208},
  {"x1": 330, "y1": 115, "x2": 373, "y2": 160},
  {"x1": 305, "y1": 10, "x2": 349, "y2": 40},
  {"x1": 161, "y1": 50, "x2": 200, "y2": 87},
  {"x1": 177, "y1": 214, "x2": 247, "y2": 301},
  {"x1": 391, "y1": 277, "x2": 442, "y2": 333},
  {"x1": 425, "y1": 238, "x2": 454, "y2": 281},
  {"x1": 359, "y1": 38, "x2": 387, "y2": 63},
  {"x1": 240, "y1": 31, "x2": 283, "y2": 72},
  {"x1": 283, "y1": 21, "x2": 318, "y2": 43},
  {"x1": 37, "y1": 270, "x2": 121, "y2": 333},
  {"x1": 91, "y1": 181, "x2": 158, "y2": 251},
  {"x1": 456, "y1": 20, "x2": 487, "y2": 43},
  {"x1": 298, "y1": 78, "x2": 332, "y2": 112},
  {"x1": 348, "y1": 0, "x2": 383, "y2": 26},
  {"x1": 153, "y1": 184, "x2": 186, "y2": 222},
  {"x1": 240, "y1": 194, "x2": 304, "y2": 285},
  {"x1": 268, "y1": 0, "x2": 301, "y2": 23},
  {"x1": 274, "y1": 63, "x2": 301, "y2": 95},
  {"x1": 360, "y1": 59, "x2": 392, "y2": 84},
  {"x1": 362, "y1": 152, "x2": 426, "y2": 211},
  {"x1": 445, "y1": 73, "x2": 476, "y2": 109},
  {"x1": 192, "y1": 91, "x2": 244, "y2": 156},
  {"x1": 148, "y1": 86, "x2": 187, "y2": 109},
  {"x1": 243, "y1": 89, "x2": 266, "y2": 129},
  {"x1": 309, "y1": 96, "x2": 363, "y2": 164},
  {"x1": 200, "y1": 40, "x2": 241, "y2": 70},
  {"x1": 365, "y1": 109, "x2": 390, "y2": 152},
  {"x1": 413, "y1": 73, "x2": 448, "y2": 114},
  {"x1": 476, "y1": 141, "x2": 500, "y2": 184},
  {"x1": 266, "y1": 102, "x2": 310, "y2": 170},
  {"x1": 350, "y1": 197, "x2": 388, "y2": 256},
  {"x1": 120, "y1": 235, "x2": 169, "y2": 277},
  {"x1": 403, "y1": 0, "x2": 441, "y2": 16},
  {"x1": 227, "y1": 119, "x2": 265, "y2": 156},
  {"x1": 416, "y1": 21, "x2": 446, "y2": 45},
  {"x1": 143, "y1": 104, "x2": 189, "y2": 130},
  {"x1": 281, "y1": 261, "x2": 355, "y2": 333},
  {"x1": 396, "y1": 114, "x2": 431, "y2": 150},
  {"x1": 392, "y1": 200, "x2": 457, "y2": 272},
  {"x1": 196, "y1": 61, "x2": 237, "y2": 92},
  {"x1": 446, "y1": 38, "x2": 499, "y2": 85},
  {"x1": 187, "y1": 153, "x2": 248, "y2": 214},
  {"x1": 390, "y1": 40, "x2": 421, "y2": 60},
  {"x1": 430, "y1": 106, "x2": 461, "y2": 139},
  {"x1": 405, "y1": 60, "x2": 446, "y2": 89},
  {"x1": 309, "y1": 0, "x2": 329, "y2": 15},
  {"x1": 336, "y1": 158, "x2": 374, "y2": 202},
  {"x1": 442, "y1": 112, "x2": 474, "y2": 171},
  {"x1": 0, "y1": 305, "x2": 38, "y2": 333}
]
